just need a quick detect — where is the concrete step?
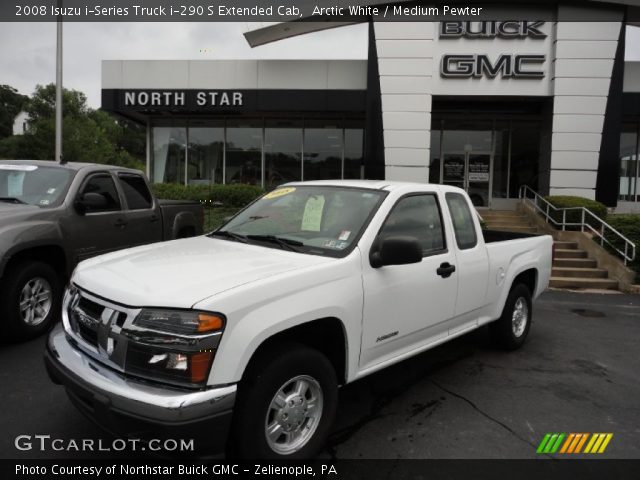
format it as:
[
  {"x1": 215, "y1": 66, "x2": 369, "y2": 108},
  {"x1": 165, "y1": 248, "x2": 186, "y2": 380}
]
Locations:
[
  {"x1": 481, "y1": 210, "x2": 522, "y2": 217},
  {"x1": 484, "y1": 217, "x2": 531, "y2": 226},
  {"x1": 552, "y1": 267, "x2": 608, "y2": 278},
  {"x1": 488, "y1": 225, "x2": 538, "y2": 233},
  {"x1": 554, "y1": 258, "x2": 598, "y2": 268},
  {"x1": 554, "y1": 248, "x2": 588, "y2": 259},
  {"x1": 549, "y1": 277, "x2": 618, "y2": 290},
  {"x1": 554, "y1": 241, "x2": 579, "y2": 250}
]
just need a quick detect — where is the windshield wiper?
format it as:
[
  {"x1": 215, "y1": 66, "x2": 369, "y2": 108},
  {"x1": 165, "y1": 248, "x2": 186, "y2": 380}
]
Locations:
[
  {"x1": 246, "y1": 235, "x2": 304, "y2": 252},
  {"x1": 209, "y1": 230, "x2": 249, "y2": 243},
  {"x1": 0, "y1": 197, "x2": 27, "y2": 204}
]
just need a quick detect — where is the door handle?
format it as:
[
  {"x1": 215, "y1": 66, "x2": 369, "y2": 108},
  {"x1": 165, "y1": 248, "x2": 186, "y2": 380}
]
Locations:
[
  {"x1": 437, "y1": 262, "x2": 456, "y2": 278},
  {"x1": 114, "y1": 218, "x2": 128, "y2": 228},
  {"x1": 150, "y1": 214, "x2": 159, "y2": 223}
]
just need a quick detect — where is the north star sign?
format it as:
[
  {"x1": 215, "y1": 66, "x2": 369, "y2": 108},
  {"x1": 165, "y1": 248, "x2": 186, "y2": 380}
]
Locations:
[
  {"x1": 439, "y1": 21, "x2": 547, "y2": 79},
  {"x1": 123, "y1": 90, "x2": 243, "y2": 107}
]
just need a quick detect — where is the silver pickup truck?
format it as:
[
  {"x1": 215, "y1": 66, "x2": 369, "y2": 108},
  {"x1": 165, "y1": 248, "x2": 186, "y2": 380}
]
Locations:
[{"x1": 0, "y1": 160, "x2": 203, "y2": 341}]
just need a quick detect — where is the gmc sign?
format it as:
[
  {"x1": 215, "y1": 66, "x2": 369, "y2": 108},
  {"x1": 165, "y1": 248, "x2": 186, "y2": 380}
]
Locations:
[
  {"x1": 441, "y1": 54, "x2": 545, "y2": 79},
  {"x1": 439, "y1": 21, "x2": 547, "y2": 79}
]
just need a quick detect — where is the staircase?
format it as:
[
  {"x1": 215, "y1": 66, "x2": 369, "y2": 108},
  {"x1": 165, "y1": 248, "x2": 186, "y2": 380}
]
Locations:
[
  {"x1": 482, "y1": 211, "x2": 619, "y2": 290},
  {"x1": 551, "y1": 241, "x2": 618, "y2": 290},
  {"x1": 481, "y1": 210, "x2": 537, "y2": 234}
]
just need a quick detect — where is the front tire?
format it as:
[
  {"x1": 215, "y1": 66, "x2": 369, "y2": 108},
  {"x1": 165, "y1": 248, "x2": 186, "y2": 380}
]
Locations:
[
  {"x1": 0, "y1": 260, "x2": 61, "y2": 342},
  {"x1": 229, "y1": 344, "x2": 338, "y2": 459},
  {"x1": 490, "y1": 283, "x2": 532, "y2": 350}
]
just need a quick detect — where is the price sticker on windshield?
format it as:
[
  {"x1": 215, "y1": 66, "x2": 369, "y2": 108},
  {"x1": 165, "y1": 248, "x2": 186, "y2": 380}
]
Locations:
[
  {"x1": 264, "y1": 187, "x2": 296, "y2": 199},
  {"x1": 302, "y1": 195, "x2": 325, "y2": 232}
]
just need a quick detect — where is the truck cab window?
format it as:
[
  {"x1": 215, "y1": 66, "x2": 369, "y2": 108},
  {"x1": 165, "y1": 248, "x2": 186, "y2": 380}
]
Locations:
[
  {"x1": 445, "y1": 192, "x2": 478, "y2": 249},
  {"x1": 79, "y1": 174, "x2": 121, "y2": 213},
  {"x1": 118, "y1": 174, "x2": 153, "y2": 210},
  {"x1": 379, "y1": 194, "x2": 445, "y2": 255}
]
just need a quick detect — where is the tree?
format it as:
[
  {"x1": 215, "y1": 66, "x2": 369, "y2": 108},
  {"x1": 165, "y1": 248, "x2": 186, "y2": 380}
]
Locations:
[
  {"x1": 0, "y1": 83, "x2": 145, "y2": 170},
  {"x1": 0, "y1": 85, "x2": 28, "y2": 139}
]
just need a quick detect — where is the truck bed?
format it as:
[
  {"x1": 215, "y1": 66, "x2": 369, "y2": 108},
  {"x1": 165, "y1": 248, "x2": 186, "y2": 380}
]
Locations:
[{"x1": 482, "y1": 229, "x2": 538, "y2": 243}]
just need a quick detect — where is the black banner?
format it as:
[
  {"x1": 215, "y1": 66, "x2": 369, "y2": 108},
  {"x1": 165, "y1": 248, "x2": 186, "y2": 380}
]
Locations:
[
  {"x1": 1, "y1": 1, "x2": 636, "y2": 22},
  {"x1": 4, "y1": 459, "x2": 640, "y2": 480}
]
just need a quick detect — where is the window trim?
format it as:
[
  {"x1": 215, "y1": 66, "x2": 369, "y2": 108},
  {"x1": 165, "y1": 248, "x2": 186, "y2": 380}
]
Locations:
[
  {"x1": 76, "y1": 172, "x2": 122, "y2": 215},
  {"x1": 374, "y1": 192, "x2": 449, "y2": 258},
  {"x1": 445, "y1": 191, "x2": 478, "y2": 250},
  {"x1": 117, "y1": 172, "x2": 155, "y2": 212}
]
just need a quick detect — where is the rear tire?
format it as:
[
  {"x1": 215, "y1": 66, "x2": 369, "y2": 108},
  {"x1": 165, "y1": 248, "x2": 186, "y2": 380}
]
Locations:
[
  {"x1": 490, "y1": 283, "x2": 532, "y2": 350},
  {"x1": 229, "y1": 343, "x2": 338, "y2": 459},
  {"x1": 0, "y1": 260, "x2": 61, "y2": 342}
]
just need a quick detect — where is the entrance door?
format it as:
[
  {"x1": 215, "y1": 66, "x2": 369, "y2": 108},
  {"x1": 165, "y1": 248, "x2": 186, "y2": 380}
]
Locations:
[{"x1": 442, "y1": 152, "x2": 492, "y2": 208}]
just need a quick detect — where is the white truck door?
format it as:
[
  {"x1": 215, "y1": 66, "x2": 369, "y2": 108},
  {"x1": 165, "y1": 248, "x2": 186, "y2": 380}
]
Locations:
[
  {"x1": 443, "y1": 191, "x2": 490, "y2": 334},
  {"x1": 360, "y1": 193, "x2": 458, "y2": 371}
]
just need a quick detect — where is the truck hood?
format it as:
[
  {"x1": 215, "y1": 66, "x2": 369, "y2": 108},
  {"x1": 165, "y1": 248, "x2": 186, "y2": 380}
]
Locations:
[
  {"x1": 0, "y1": 203, "x2": 41, "y2": 227},
  {"x1": 73, "y1": 236, "x2": 332, "y2": 308}
]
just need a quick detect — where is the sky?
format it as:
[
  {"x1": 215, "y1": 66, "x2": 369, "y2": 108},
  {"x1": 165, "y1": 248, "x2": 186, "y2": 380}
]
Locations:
[{"x1": 0, "y1": 22, "x2": 639, "y2": 108}]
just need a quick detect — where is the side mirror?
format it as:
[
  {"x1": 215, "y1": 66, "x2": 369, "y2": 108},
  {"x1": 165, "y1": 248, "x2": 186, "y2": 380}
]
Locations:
[
  {"x1": 75, "y1": 192, "x2": 108, "y2": 214},
  {"x1": 370, "y1": 236, "x2": 423, "y2": 269}
]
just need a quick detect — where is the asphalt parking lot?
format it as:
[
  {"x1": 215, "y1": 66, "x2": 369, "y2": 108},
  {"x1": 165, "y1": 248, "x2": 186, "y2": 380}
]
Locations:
[{"x1": 1, "y1": 290, "x2": 639, "y2": 460}]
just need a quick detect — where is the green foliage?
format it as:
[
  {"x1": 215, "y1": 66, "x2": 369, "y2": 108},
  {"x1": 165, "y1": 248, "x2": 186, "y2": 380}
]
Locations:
[
  {"x1": 544, "y1": 195, "x2": 608, "y2": 229},
  {"x1": 0, "y1": 83, "x2": 145, "y2": 170},
  {"x1": 151, "y1": 183, "x2": 265, "y2": 208},
  {"x1": 605, "y1": 215, "x2": 640, "y2": 277},
  {"x1": 0, "y1": 85, "x2": 28, "y2": 140},
  {"x1": 25, "y1": 84, "x2": 88, "y2": 122}
]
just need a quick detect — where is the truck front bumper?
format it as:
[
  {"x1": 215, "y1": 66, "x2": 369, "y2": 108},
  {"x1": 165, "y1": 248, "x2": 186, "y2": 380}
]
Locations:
[{"x1": 44, "y1": 323, "x2": 236, "y2": 455}]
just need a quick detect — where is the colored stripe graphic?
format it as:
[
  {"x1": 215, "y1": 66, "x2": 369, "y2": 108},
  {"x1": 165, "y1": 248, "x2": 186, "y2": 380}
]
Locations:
[{"x1": 538, "y1": 433, "x2": 613, "y2": 454}]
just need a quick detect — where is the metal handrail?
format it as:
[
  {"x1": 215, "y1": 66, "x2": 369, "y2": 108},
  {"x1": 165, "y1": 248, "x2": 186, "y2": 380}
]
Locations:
[{"x1": 518, "y1": 185, "x2": 636, "y2": 266}]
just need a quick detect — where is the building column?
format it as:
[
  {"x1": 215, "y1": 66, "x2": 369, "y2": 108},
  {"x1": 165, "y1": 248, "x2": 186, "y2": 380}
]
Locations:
[
  {"x1": 550, "y1": 19, "x2": 623, "y2": 199},
  {"x1": 374, "y1": 21, "x2": 434, "y2": 182}
]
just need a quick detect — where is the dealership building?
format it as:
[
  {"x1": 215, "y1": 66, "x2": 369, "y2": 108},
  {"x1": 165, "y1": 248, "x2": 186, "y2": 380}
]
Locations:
[{"x1": 102, "y1": 2, "x2": 640, "y2": 212}]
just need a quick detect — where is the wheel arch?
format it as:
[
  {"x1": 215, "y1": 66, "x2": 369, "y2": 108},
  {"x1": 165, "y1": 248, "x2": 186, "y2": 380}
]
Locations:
[
  {"x1": 241, "y1": 317, "x2": 349, "y2": 386},
  {"x1": 511, "y1": 268, "x2": 537, "y2": 297},
  {"x1": 1, "y1": 244, "x2": 68, "y2": 282}
]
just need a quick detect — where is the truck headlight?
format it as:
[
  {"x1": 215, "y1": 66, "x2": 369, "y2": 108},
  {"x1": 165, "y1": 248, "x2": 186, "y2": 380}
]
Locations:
[
  {"x1": 133, "y1": 308, "x2": 224, "y2": 335},
  {"x1": 126, "y1": 344, "x2": 215, "y2": 386},
  {"x1": 126, "y1": 308, "x2": 225, "y2": 387}
]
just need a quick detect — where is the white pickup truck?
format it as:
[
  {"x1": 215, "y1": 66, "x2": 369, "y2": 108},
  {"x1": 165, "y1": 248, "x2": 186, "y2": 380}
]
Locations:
[{"x1": 45, "y1": 181, "x2": 552, "y2": 458}]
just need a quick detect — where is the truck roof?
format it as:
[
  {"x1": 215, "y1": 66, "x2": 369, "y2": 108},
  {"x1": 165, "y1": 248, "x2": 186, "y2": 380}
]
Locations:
[
  {"x1": 285, "y1": 179, "x2": 457, "y2": 192},
  {"x1": 0, "y1": 159, "x2": 141, "y2": 174}
]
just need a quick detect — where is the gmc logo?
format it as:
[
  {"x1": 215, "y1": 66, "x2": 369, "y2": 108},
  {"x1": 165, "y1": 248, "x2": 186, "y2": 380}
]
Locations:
[{"x1": 441, "y1": 54, "x2": 545, "y2": 79}]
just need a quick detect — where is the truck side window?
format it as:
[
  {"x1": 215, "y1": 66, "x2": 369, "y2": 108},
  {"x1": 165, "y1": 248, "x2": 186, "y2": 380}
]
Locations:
[
  {"x1": 118, "y1": 174, "x2": 153, "y2": 210},
  {"x1": 379, "y1": 194, "x2": 445, "y2": 255},
  {"x1": 79, "y1": 174, "x2": 121, "y2": 213},
  {"x1": 445, "y1": 192, "x2": 478, "y2": 249}
]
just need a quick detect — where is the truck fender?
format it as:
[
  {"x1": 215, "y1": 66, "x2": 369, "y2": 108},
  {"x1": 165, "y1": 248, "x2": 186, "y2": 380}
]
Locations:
[
  {"x1": 0, "y1": 221, "x2": 67, "y2": 278},
  {"x1": 171, "y1": 211, "x2": 197, "y2": 238},
  {"x1": 494, "y1": 261, "x2": 540, "y2": 321}
]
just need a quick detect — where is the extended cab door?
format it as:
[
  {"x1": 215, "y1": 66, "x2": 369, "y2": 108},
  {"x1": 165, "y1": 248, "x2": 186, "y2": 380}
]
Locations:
[
  {"x1": 360, "y1": 192, "x2": 458, "y2": 371},
  {"x1": 63, "y1": 172, "x2": 131, "y2": 261},
  {"x1": 443, "y1": 191, "x2": 490, "y2": 334},
  {"x1": 116, "y1": 172, "x2": 163, "y2": 247}
]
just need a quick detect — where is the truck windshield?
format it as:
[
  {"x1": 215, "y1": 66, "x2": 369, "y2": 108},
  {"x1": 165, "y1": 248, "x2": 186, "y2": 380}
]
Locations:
[
  {"x1": 212, "y1": 186, "x2": 387, "y2": 256},
  {"x1": 0, "y1": 164, "x2": 74, "y2": 207}
]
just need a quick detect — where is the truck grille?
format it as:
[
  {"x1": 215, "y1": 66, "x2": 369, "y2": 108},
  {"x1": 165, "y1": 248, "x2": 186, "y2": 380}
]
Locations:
[{"x1": 65, "y1": 287, "x2": 138, "y2": 371}]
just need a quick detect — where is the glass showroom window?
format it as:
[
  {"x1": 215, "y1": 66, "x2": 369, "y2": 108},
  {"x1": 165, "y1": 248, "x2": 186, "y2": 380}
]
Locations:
[
  {"x1": 304, "y1": 122, "x2": 343, "y2": 180},
  {"x1": 344, "y1": 127, "x2": 364, "y2": 179},
  {"x1": 619, "y1": 122, "x2": 639, "y2": 202},
  {"x1": 152, "y1": 124, "x2": 186, "y2": 184},
  {"x1": 264, "y1": 120, "x2": 303, "y2": 188},
  {"x1": 188, "y1": 120, "x2": 224, "y2": 185},
  {"x1": 225, "y1": 120, "x2": 262, "y2": 185}
]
